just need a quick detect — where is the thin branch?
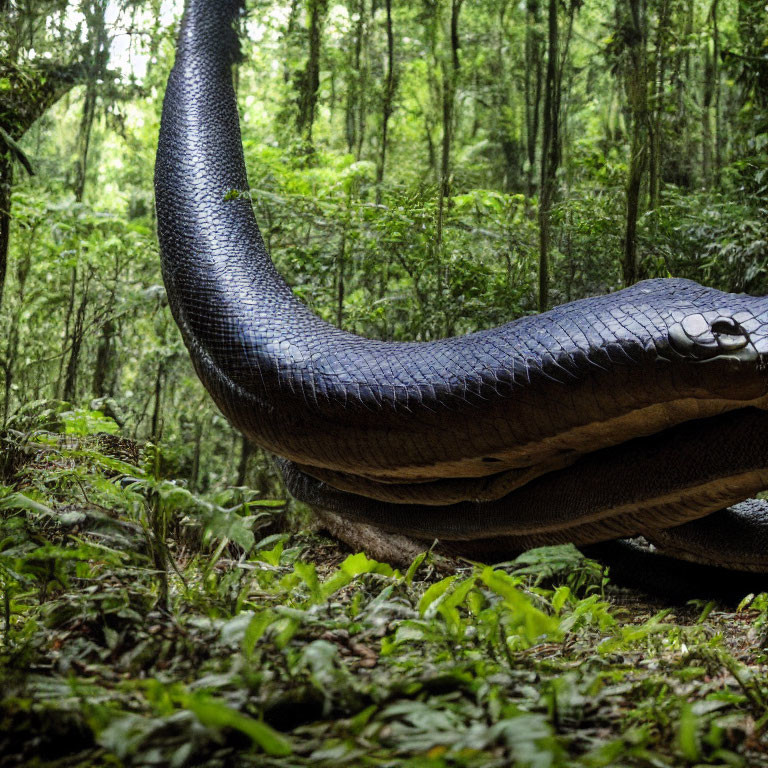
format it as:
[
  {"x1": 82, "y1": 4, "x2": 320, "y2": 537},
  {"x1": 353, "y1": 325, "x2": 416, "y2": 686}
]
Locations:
[{"x1": 0, "y1": 127, "x2": 33, "y2": 176}]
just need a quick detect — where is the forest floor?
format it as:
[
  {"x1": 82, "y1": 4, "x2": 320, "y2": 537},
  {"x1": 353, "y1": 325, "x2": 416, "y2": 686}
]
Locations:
[{"x1": 2, "y1": 420, "x2": 768, "y2": 767}]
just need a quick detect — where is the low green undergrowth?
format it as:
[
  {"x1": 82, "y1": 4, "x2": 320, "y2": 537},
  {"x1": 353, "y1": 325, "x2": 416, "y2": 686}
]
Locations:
[{"x1": 2, "y1": 415, "x2": 768, "y2": 767}]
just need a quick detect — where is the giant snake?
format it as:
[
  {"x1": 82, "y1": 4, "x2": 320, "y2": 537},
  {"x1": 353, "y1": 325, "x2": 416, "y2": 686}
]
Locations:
[{"x1": 155, "y1": 0, "x2": 768, "y2": 595}]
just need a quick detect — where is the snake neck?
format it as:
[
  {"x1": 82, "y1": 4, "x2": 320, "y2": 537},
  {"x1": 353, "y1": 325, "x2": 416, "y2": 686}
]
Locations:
[{"x1": 156, "y1": 1, "x2": 768, "y2": 487}]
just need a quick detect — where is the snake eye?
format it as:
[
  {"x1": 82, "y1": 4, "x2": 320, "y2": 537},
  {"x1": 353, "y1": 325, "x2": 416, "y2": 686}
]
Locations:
[
  {"x1": 669, "y1": 314, "x2": 752, "y2": 358},
  {"x1": 710, "y1": 316, "x2": 751, "y2": 353},
  {"x1": 711, "y1": 319, "x2": 742, "y2": 337}
]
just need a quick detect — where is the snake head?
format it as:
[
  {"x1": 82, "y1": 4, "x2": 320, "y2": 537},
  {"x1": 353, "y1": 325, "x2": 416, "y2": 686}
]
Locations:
[{"x1": 669, "y1": 311, "x2": 757, "y2": 362}]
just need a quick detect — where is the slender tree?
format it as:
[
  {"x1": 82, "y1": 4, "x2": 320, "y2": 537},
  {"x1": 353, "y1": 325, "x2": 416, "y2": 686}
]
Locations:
[
  {"x1": 490, "y1": 0, "x2": 523, "y2": 192},
  {"x1": 295, "y1": 0, "x2": 330, "y2": 148},
  {"x1": 236, "y1": 434, "x2": 252, "y2": 487},
  {"x1": 524, "y1": 0, "x2": 543, "y2": 197},
  {"x1": 62, "y1": 272, "x2": 90, "y2": 403},
  {"x1": 619, "y1": 0, "x2": 649, "y2": 286},
  {"x1": 73, "y1": 0, "x2": 110, "y2": 203},
  {"x1": 648, "y1": 0, "x2": 670, "y2": 213},
  {"x1": 436, "y1": 0, "x2": 463, "y2": 321},
  {"x1": 345, "y1": 0, "x2": 366, "y2": 154},
  {"x1": 375, "y1": 0, "x2": 396, "y2": 203},
  {"x1": 702, "y1": 3, "x2": 716, "y2": 185},
  {"x1": 537, "y1": 0, "x2": 557, "y2": 312},
  {"x1": 1, "y1": 222, "x2": 34, "y2": 425},
  {"x1": 710, "y1": 0, "x2": 721, "y2": 185}
]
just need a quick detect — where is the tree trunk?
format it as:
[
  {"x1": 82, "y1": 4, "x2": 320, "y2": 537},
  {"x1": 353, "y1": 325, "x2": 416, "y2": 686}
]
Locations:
[
  {"x1": 92, "y1": 317, "x2": 115, "y2": 398},
  {"x1": 346, "y1": 0, "x2": 365, "y2": 154},
  {"x1": 150, "y1": 361, "x2": 164, "y2": 442},
  {"x1": 62, "y1": 274, "x2": 90, "y2": 404},
  {"x1": 73, "y1": 78, "x2": 98, "y2": 203},
  {"x1": 1, "y1": 228, "x2": 32, "y2": 425},
  {"x1": 679, "y1": 0, "x2": 695, "y2": 187},
  {"x1": 296, "y1": 0, "x2": 329, "y2": 148},
  {"x1": 190, "y1": 419, "x2": 203, "y2": 491},
  {"x1": 537, "y1": 0, "x2": 558, "y2": 312},
  {"x1": 710, "y1": 0, "x2": 722, "y2": 186},
  {"x1": 0, "y1": 152, "x2": 11, "y2": 311},
  {"x1": 355, "y1": 0, "x2": 370, "y2": 160},
  {"x1": 554, "y1": 4, "x2": 576, "y2": 166},
  {"x1": 492, "y1": 1, "x2": 521, "y2": 192},
  {"x1": 284, "y1": 0, "x2": 301, "y2": 85},
  {"x1": 524, "y1": 0, "x2": 543, "y2": 198},
  {"x1": 648, "y1": 0, "x2": 669, "y2": 213},
  {"x1": 236, "y1": 435, "x2": 252, "y2": 487},
  {"x1": 702, "y1": 19, "x2": 714, "y2": 185},
  {"x1": 436, "y1": 0, "x2": 463, "y2": 317},
  {"x1": 57, "y1": 266, "x2": 77, "y2": 398},
  {"x1": 336, "y1": 230, "x2": 346, "y2": 328},
  {"x1": 375, "y1": 0, "x2": 395, "y2": 203},
  {"x1": 621, "y1": 0, "x2": 649, "y2": 287},
  {"x1": 73, "y1": 0, "x2": 109, "y2": 203},
  {"x1": 623, "y1": 132, "x2": 646, "y2": 285}
]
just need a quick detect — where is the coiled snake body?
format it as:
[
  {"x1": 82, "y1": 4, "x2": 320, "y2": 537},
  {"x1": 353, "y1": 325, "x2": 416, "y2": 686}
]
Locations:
[{"x1": 155, "y1": 0, "x2": 768, "y2": 590}]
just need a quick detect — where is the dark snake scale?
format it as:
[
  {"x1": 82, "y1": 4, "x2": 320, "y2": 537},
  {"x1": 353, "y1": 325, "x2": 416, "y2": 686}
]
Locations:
[{"x1": 155, "y1": 0, "x2": 768, "y2": 591}]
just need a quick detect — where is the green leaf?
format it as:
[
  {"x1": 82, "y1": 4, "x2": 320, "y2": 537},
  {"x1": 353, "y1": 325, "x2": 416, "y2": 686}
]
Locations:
[
  {"x1": 0, "y1": 491, "x2": 53, "y2": 515},
  {"x1": 481, "y1": 567, "x2": 560, "y2": 644},
  {"x1": 243, "y1": 610, "x2": 275, "y2": 657},
  {"x1": 183, "y1": 693, "x2": 292, "y2": 756},
  {"x1": 60, "y1": 409, "x2": 120, "y2": 436},
  {"x1": 552, "y1": 586, "x2": 571, "y2": 615},
  {"x1": 320, "y1": 552, "x2": 394, "y2": 599},
  {"x1": 245, "y1": 499, "x2": 286, "y2": 508},
  {"x1": 436, "y1": 576, "x2": 477, "y2": 636},
  {"x1": 419, "y1": 575, "x2": 457, "y2": 617},
  {"x1": 201, "y1": 506, "x2": 255, "y2": 551},
  {"x1": 341, "y1": 551, "x2": 394, "y2": 577},
  {"x1": 405, "y1": 551, "x2": 427, "y2": 586},
  {"x1": 273, "y1": 617, "x2": 300, "y2": 650},
  {"x1": 677, "y1": 703, "x2": 700, "y2": 761},
  {"x1": 295, "y1": 561, "x2": 321, "y2": 600},
  {"x1": 256, "y1": 540, "x2": 284, "y2": 566}
]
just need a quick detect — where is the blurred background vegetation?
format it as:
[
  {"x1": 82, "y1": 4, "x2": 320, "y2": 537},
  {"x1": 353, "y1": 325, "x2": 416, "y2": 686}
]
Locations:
[{"x1": 1, "y1": 0, "x2": 766, "y2": 493}]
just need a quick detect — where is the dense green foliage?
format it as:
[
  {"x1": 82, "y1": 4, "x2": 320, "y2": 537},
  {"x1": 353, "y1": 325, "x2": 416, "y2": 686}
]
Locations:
[
  {"x1": 1, "y1": 0, "x2": 768, "y2": 764},
  {"x1": 1, "y1": 0, "x2": 767, "y2": 483},
  {"x1": 4, "y1": 427, "x2": 768, "y2": 766}
]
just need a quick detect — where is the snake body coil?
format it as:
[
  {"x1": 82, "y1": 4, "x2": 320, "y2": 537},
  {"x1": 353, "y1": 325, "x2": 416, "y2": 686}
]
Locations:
[{"x1": 155, "y1": 0, "x2": 768, "y2": 581}]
